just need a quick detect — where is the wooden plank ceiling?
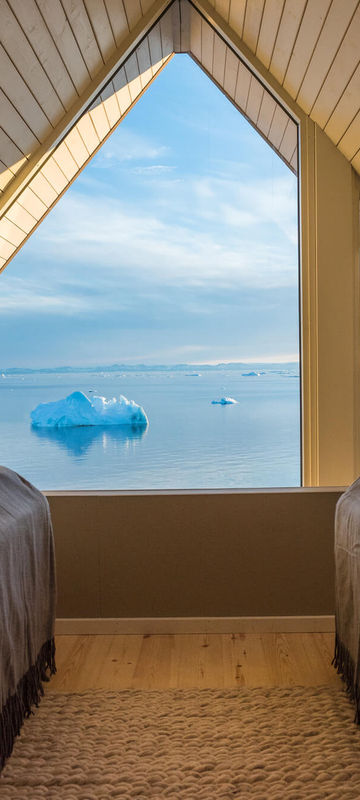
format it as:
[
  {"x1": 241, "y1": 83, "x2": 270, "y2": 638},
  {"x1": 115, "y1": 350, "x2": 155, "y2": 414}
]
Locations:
[{"x1": 0, "y1": 0, "x2": 360, "y2": 273}]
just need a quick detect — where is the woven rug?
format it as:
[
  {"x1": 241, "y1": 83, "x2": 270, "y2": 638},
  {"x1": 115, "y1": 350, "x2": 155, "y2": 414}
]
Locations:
[{"x1": 1, "y1": 686, "x2": 360, "y2": 799}]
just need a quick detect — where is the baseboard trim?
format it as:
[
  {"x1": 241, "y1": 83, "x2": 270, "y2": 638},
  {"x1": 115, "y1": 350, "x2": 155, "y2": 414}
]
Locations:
[{"x1": 55, "y1": 615, "x2": 335, "y2": 635}]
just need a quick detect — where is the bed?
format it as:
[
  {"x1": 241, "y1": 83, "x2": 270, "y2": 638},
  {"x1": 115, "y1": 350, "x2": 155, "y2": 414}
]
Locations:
[{"x1": 0, "y1": 466, "x2": 56, "y2": 770}]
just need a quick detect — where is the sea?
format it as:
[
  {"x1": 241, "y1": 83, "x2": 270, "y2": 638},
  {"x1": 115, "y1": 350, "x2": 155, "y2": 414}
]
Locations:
[{"x1": 0, "y1": 365, "x2": 300, "y2": 491}]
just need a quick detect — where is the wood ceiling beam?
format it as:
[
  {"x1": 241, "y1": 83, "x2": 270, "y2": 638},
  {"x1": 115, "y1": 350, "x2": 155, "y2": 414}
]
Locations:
[{"x1": 0, "y1": 0, "x2": 173, "y2": 218}]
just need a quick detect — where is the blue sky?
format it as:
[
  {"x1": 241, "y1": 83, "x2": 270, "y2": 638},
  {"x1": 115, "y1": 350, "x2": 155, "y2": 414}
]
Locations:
[{"x1": 0, "y1": 55, "x2": 299, "y2": 368}]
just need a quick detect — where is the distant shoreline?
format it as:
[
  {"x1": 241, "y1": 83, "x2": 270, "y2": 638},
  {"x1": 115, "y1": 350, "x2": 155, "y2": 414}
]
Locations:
[{"x1": 1, "y1": 361, "x2": 299, "y2": 376}]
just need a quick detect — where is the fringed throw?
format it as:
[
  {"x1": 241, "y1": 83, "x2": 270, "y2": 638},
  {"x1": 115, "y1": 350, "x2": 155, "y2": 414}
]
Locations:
[
  {"x1": 333, "y1": 633, "x2": 360, "y2": 724},
  {"x1": 0, "y1": 639, "x2": 56, "y2": 771}
]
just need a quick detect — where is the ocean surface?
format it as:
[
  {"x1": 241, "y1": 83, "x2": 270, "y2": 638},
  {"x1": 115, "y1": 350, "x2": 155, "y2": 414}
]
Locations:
[{"x1": 0, "y1": 367, "x2": 300, "y2": 491}]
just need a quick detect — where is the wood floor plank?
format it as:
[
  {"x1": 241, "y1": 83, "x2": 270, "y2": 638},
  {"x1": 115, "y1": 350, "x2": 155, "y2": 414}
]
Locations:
[{"x1": 49, "y1": 632, "x2": 340, "y2": 692}]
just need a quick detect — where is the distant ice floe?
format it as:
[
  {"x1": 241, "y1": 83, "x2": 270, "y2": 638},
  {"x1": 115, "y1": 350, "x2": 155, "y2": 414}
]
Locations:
[
  {"x1": 211, "y1": 397, "x2": 237, "y2": 405},
  {"x1": 242, "y1": 371, "x2": 265, "y2": 377},
  {"x1": 186, "y1": 372, "x2": 201, "y2": 377},
  {"x1": 31, "y1": 390, "x2": 148, "y2": 428}
]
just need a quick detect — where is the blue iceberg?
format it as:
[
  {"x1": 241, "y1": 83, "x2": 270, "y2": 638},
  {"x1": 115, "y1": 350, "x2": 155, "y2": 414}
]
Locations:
[
  {"x1": 31, "y1": 390, "x2": 148, "y2": 428},
  {"x1": 211, "y1": 397, "x2": 237, "y2": 405}
]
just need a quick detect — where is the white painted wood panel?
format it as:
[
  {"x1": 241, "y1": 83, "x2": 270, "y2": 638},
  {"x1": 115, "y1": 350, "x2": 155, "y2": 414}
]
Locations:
[
  {"x1": 215, "y1": 0, "x2": 230, "y2": 22},
  {"x1": 279, "y1": 118, "x2": 297, "y2": 162},
  {"x1": 228, "y1": 0, "x2": 246, "y2": 38},
  {"x1": 223, "y1": 47, "x2": 239, "y2": 99},
  {"x1": 257, "y1": 91, "x2": 276, "y2": 136},
  {"x1": 242, "y1": 0, "x2": 264, "y2": 54},
  {"x1": 246, "y1": 77, "x2": 264, "y2": 123},
  {"x1": 212, "y1": 34, "x2": 226, "y2": 86},
  {"x1": 337, "y1": 109, "x2": 360, "y2": 161},
  {"x1": 0, "y1": 236, "x2": 16, "y2": 259},
  {"x1": 0, "y1": 215, "x2": 25, "y2": 246},
  {"x1": 124, "y1": 52, "x2": 142, "y2": 101},
  {"x1": 269, "y1": 0, "x2": 307, "y2": 86},
  {"x1": 0, "y1": 89, "x2": 39, "y2": 156},
  {"x1": 61, "y1": 0, "x2": 102, "y2": 80},
  {"x1": 283, "y1": 0, "x2": 332, "y2": 99},
  {"x1": 297, "y1": 0, "x2": 358, "y2": 113},
  {"x1": 0, "y1": 127, "x2": 26, "y2": 172},
  {"x1": 64, "y1": 125, "x2": 90, "y2": 166},
  {"x1": 30, "y1": 171, "x2": 58, "y2": 206},
  {"x1": 0, "y1": 256, "x2": 6, "y2": 268},
  {"x1": 0, "y1": 160, "x2": 13, "y2": 192},
  {"x1": 104, "y1": 0, "x2": 129, "y2": 48},
  {"x1": 136, "y1": 37, "x2": 153, "y2": 88},
  {"x1": 0, "y1": 45, "x2": 50, "y2": 142},
  {"x1": 8, "y1": 0, "x2": 76, "y2": 111},
  {"x1": 189, "y1": 5, "x2": 202, "y2": 61},
  {"x1": 19, "y1": 185, "x2": 48, "y2": 218},
  {"x1": 351, "y1": 149, "x2": 360, "y2": 173},
  {"x1": 101, "y1": 81, "x2": 122, "y2": 128},
  {"x1": 148, "y1": 23, "x2": 163, "y2": 71},
  {"x1": 268, "y1": 103, "x2": 288, "y2": 148},
  {"x1": 53, "y1": 141, "x2": 79, "y2": 181},
  {"x1": 325, "y1": 63, "x2": 360, "y2": 144},
  {"x1": 234, "y1": 60, "x2": 251, "y2": 111},
  {"x1": 112, "y1": 66, "x2": 132, "y2": 114},
  {"x1": 76, "y1": 113, "x2": 100, "y2": 154},
  {"x1": 6, "y1": 200, "x2": 37, "y2": 233},
  {"x1": 0, "y1": 0, "x2": 64, "y2": 125},
  {"x1": 159, "y1": 5, "x2": 173, "y2": 59},
  {"x1": 256, "y1": 0, "x2": 284, "y2": 69},
  {"x1": 122, "y1": 0, "x2": 142, "y2": 31},
  {"x1": 36, "y1": 0, "x2": 90, "y2": 95},
  {"x1": 40, "y1": 158, "x2": 69, "y2": 194},
  {"x1": 84, "y1": 0, "x2": 116, "y2": 63},
  {"x1": 89, "y1": 100, "x2": 111, "y2": 140},
  {"x1": 311, "y1": 6, "x2": 360, "y2": 128},
  {"x1": 290, "y1": 147, "x2": 297, "y2": 172},
  {"x1": 201, "y1": 18, "x2": 215, "y2": 74}
]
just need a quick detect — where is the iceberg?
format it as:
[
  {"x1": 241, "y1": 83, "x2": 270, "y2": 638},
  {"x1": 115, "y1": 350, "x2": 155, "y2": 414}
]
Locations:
[
  {"x1": 211, "y1": 397, "x2": 237, "y2": 405},
  {"x1": 242, "y1": 371, "x2": 265, "y2": 376},
  {"x1": 31, "y1": 390, "x2": 148, "y2": 428}
]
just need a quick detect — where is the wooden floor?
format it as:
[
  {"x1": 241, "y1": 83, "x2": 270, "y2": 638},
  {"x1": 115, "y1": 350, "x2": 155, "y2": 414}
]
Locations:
[{"x1": 50, "y1": 633, "x2": 340, "y2": 692}]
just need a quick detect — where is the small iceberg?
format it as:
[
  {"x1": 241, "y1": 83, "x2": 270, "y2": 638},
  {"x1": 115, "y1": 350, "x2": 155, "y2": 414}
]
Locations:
[
  {"x1": 211, "y1": 397, "x2": 237, "y2": 405},
  {"x1": 186, "y1": 372, "x2": 201, "y2": 377},
  {"x1": 242, "y1": 371, "x2": 265, "y2": 377},
  {"x1": 31, "y1": 390, "x2": 148, "y2": 428}
]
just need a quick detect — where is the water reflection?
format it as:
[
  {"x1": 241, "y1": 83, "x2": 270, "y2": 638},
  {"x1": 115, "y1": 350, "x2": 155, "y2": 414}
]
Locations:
[{"x1": 31, "y1": 423, "x2": 148, "y2": 458}]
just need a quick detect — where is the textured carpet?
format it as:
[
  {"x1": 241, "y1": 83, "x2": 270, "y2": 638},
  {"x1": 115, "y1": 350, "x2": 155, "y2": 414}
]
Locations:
[{"x1": 1, "y1": 686, "x2": 360, "y2": 799}]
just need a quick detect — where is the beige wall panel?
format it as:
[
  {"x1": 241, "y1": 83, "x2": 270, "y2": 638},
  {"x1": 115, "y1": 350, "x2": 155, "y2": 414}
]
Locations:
[
  {"x1": 47, "y1": 490, "x2": 340, "y2": 619},
  {"x1": 0, "y1": 236, "x2": 15, "y2": 259},
  {"x1": 325, "y1": 64, "x2": 360, "y2": 145},
  {"x1": 256, "y1": 0, "x2": 284, "y2": 69},
  {"x1": 190, "y1": 5, "x2": 202, "y2": 60},
  {"x1": 179, "y1": 0, "x2": 190, "y2": 51},
  {"x1": 0, "y1": 165, "x2": 14, "y2": 194},
  {"x1": 310, "y1": 6, "x2": 360, "y2": 130},
  {"x1": 53, "y1": 142, "x2": 79, "y2": 181},
  {"x1": 268, "y1": 103, "x2": 288, "y2": 149},
  {"x1": 234, "y1": 60, "x2": 251, "y2": 111},
  {"x1": 0, "y1": 127, "x2": 26, "y2": 173},
  {"x1": 242, "y1": 0, "x2": 264, "y2": 54},
  {"x1": 100, "y1": 83, "x2": 121, "y2": 129},
  {"x1": 76, "y1": 113, "x2": 100, "y2": 154},
  {"x1": 18, "y1": 186, "x2": 48, "y2": 219},
  {"x1": 315, "y1": 127, "x2": 357, "y2": 485},
  {"x1": 124, "y1": 53, "x2": 142, "y2": 100},
  {"x1": 351, "y1": 150, "x2": 360, "y2": 173},
  {"x1": 290, "y1": 147, "x2": 297, "y2": 171},
  {"x1": 61, "y1": 0, "x2": 102, "y2": 81},
  {"x1": 283, "y1": 0, "x2": 331, "y2": 99},
  {"x1": 84, "y1": 0, "x2": 116, "y2": 63},
  {"x1": 122, "y1": 0, "x2": 142, "y2": 30},
  {"x1": 64, "y1": 125, "x2": 90, "y2": 167},
  {"x1": 269, "y1": 0, "x2": 307, "y2": 86},
  {"x1": 0, "y1": 215, "x2": 25, "y2": 246},
  {"x1": 228, "y1": 0, "x2": 246, "y2": 38},
  {"x1": 246, "y1": 78, "x2": 264, "y2": 123},
  {"x1": 8, "y1": 0, "x2": 76, "y2": 112},
  {"x1": 222, "y1": 47, "x2": 238, "y2": 99},
  {"x1": 113, "y1": 73, "x2": 132, "y2": 115},
  {"x1": 297, "y1": 0, "x2": 358, "y2": 114},
  {"x1": 36, "y1": 0, "x2": 90, "y2": 95},
  {"x1": 337, "y1": 109, "x2": 360, "y2": 162},
  {"x1": 0, "y1": 0, "x2": 64, "y2": 126},
  {"x1": 257, "y1": 91, "x2": 276, "y2": 136},
  {"x1": 0, "y1": 46, "x2": 49, "y2": 142},
  {"x1": 140, "y1": 0, "x2": 156, "y2": 13},
  {"x1": 89, "y1": 101, "x2": 111, "y2": 140},
  {"x1": 0, "y1": 256, "x2": 6, "y2": 268},
  {"x1": 201, "y1": 18, "x2": 215, "y2": 74},
  {"x1": 0, "y1": 89, "x2": 39, "y2": 157},
  {"x1": 159, "y1": 7, "x2": 174, "y2": 58},
  {"x1": 279, "y1": 119, "x2": 297, "y2": 162},
  {"x1": 41, "y1": 159, "x2": 68, "y2": 194},
  {"x1": 6, "y1": 201, "x2": 36, "y2": 233},
  {"x1": 212, "y1": 35, "x2": 226, "y2": 86},
  {"x1": 148, "y1": 24, "x2": 163, "y2": 70},
  {"x1": 30, "y1": 172, "x2": 58, "y2": 207},
  {"x1": 215, "y1": 0, "x2": 230, "y2": 20},
  {"x1": 104, "y1": 0, "x2": 129, "y2": 48}
]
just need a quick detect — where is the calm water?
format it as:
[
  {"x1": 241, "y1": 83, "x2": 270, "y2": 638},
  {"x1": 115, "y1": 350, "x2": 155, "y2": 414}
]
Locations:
[{"x1": 0, "y1": 369, "x2": 300, "y2": 490}]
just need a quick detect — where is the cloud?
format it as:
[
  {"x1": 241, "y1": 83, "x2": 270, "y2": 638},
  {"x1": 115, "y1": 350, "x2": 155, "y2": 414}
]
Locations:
[{"x1": 93, "y1": 128, "x2": 169, "y2": 167}]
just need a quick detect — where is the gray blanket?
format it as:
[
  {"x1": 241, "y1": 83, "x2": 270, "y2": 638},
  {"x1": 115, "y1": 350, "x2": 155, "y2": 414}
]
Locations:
[
  {"x1": 334, "y1": 477, "x2": 360, "y2": 721},
  {"x1": 0, "y1": 466, "x2": 56, "y2": 768}
]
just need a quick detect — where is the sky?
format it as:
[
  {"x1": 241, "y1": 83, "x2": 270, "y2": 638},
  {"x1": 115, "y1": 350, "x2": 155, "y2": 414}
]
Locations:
[{"x1": 0, "y1": 55, "x2": 299, "y2": 368}]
